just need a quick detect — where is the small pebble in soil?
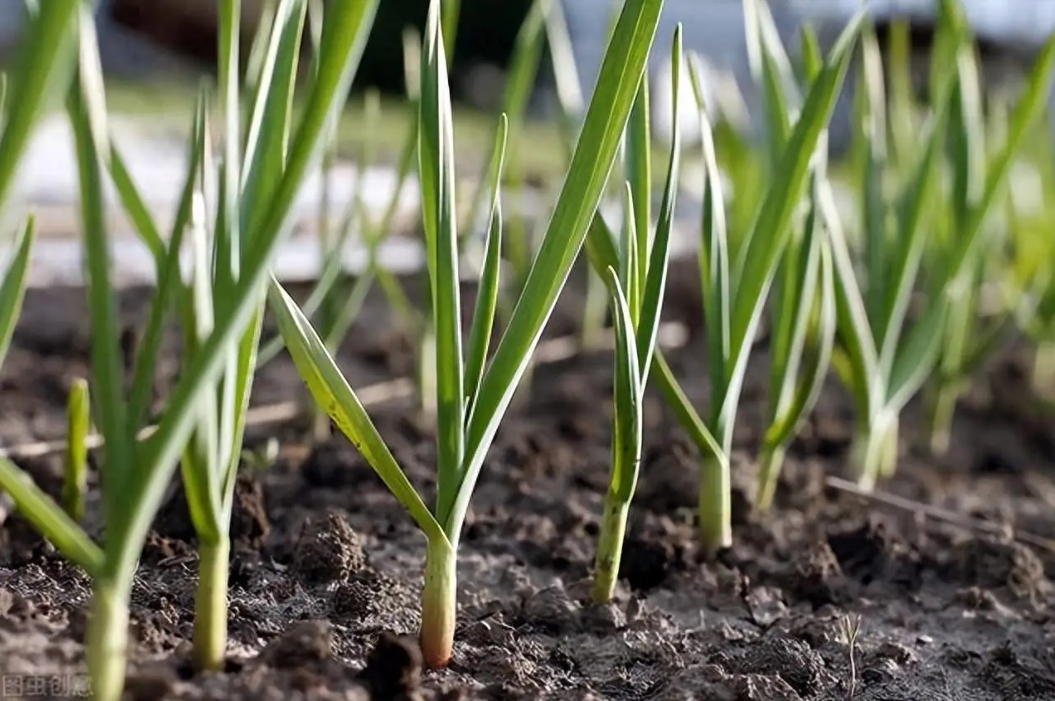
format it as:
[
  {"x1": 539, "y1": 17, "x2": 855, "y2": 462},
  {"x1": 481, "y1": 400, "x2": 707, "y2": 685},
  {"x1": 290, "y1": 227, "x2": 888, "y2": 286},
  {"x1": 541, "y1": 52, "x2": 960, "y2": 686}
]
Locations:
[
  {"x1": 293, "y1": 511, "x2": 367, "y2": 583},
  {"x1": 359, "y1": 631, "x2": 422, "y2": 701},
  {"x1": 861, "y1": 658, "x2": 900, "y2": 685},
  {"x1": 788, "y1": 616, "x2": 836, "y2": 648},
  {"x1": 744, "y1": 586, "x2": 789, "y2": 627}
]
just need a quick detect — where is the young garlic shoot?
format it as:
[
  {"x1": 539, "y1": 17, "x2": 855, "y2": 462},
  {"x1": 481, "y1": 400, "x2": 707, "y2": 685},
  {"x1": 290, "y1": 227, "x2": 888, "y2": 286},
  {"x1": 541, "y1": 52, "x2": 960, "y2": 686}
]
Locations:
[
  {"x1": 1026, "y1": 264, "x2": 1055, "y2": 399},
  {"x1": 690, "y1": 16, "x2": 860, "y2": 556},
  {"x1": 737, "y1": 0, "x2": 836, "y2": 512},
  {"x1": 592, "y1": 25, "x2": 682, "y2": 604},
  {"x1": 1003, "y1": 131, "x2": 1055, "y2": 400},
  {"x1": 928, "y1": 39, "x2": 1055, "y2": 439},
  {"x1": 582, "y1": 15, "x2": 862, "y2": 558},
  {"x1": 921, "y1": 93, "x2": 1014, "y2": 455},
  {"x1": 0, "y1": 45, "x2": 34, "y2": 398},
  {"x1": 700, "y1": 0, "x2": 795, "y2": 265},
  {"x1": 923, "y1": 0, "x2": 1055, "y2": 426},
  {"x1": 756, "y1": 182, "x2": 836, "y2": 510},
  {"x1": 62, "y1": 377, "x2": 90, "y2": 523},
  {"x1": 0, "y1": 2, "x2": 379, "y2": 698},
  {"x1": 0, "y1": 219, "x2": 34, "y2": 378},
  {"x1": 822, "y1": 19, "x2": 955, "y2": 490},
  {"x1": 415, "y1": 0, "x2": 469, "y2": 425},
  {"x1": 878, "y1": 19, "x2": 914, "y2": 171},
  {"x1": 1012, "y1": 161, "x2": 1055, "y2": 398},
  {"x1": 919, "y1": 3, "x2": 1011, "y2": 456},
  {"x1": 0, "y1": 220, "x2": 37, "y2": 512},
  {"x1": 825, "y1": 11, "x2": 1055, "y2": 489},
  {"x1": 268, "y1": 0, "x2": 664, "y2": 667},
  {"x1": 187, "y1": 0, "x2": 383, "y2": 671}
]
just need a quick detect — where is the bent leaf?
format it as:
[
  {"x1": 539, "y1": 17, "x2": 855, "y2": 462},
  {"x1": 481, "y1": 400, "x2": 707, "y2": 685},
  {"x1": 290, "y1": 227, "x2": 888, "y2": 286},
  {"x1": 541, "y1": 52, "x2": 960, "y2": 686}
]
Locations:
[{"x1": 267, "y1": 276, "x2": 448, "y2": 547}]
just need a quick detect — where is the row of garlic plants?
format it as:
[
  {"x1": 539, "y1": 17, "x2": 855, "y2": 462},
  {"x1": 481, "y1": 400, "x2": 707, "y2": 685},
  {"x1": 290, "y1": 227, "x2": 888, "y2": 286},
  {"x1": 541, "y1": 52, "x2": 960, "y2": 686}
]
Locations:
[{"x1": 1, "y1": 2, "x2": 1054, "y2": 700}]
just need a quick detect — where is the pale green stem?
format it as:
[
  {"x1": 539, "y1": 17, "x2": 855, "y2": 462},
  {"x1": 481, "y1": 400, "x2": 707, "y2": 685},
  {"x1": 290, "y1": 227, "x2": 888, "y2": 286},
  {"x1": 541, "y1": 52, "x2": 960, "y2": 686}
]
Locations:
[
  {"x1": 419, "y1": 538, "x2": 456, "y2": 669},
  {"x1": 754, "y1": 442, "x2": 787, "y2": 514},
  {"x1": 698, "y1": 451, "x2": 732, "y2": 559},
  {"x1": 193, "y1": 538, "x2": 230, "y2": 671},
  {"x1": 852, "y1": 413, "x2": 899, "y2": 491},
  {"x1": 86, "y1": 577, "x2": 132, "y2": 701},
  {"x1": 1033, "y1": 340, "x2": 1055, "y2": 398},
  {"x1": 62, "y1": 378, "x2": 89, "y2": 523},
  {"x1": 591, "y1": 491, "x2": 629, "y2": 604},
  {"x1": 926, "y1": 383, "x2": 959, "y2": 457},
  {"x1": 878, "y1": 416, "x2": 899, "y2": 478}
]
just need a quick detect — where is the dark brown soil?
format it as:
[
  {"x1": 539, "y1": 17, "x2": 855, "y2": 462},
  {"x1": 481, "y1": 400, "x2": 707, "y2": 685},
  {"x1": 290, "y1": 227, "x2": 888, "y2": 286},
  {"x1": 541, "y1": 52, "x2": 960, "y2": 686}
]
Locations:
[{"x1": 2, "y1": 260, "x2": 1055, "y2": 701}]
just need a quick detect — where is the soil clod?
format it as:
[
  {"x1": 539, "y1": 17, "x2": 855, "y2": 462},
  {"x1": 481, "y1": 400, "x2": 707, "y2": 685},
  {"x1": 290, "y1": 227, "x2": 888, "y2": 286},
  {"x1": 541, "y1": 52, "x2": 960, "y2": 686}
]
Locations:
[
  {"x1": 948, "y1": 536, "x2": 1046, "y2": 599},
  {"x1": 359, "y1": 631, "x2": 423, "y2": 701},
  {"x1": 260, "y1": 619, "x2": 335, "y2": 668},
  {"x1": 519, "y1": 585, "x2": 581, "y2": 633},
  {"x1": 293, "y1": 511, "x2": 367, "y2": 584},
  {"x1": 786, "y1": 539, "x2": 847, "y2": 606}
]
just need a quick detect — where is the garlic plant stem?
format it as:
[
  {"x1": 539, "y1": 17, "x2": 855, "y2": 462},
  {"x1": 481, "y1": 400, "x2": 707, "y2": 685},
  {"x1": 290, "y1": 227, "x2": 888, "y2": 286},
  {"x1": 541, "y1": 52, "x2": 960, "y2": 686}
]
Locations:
[
  {"x1": 591, "y1": 493, "x2": 629, "y2": 603},
  {"x1": 193, "y1": 537, "x2": 230, "y2": 671},
  {"x1": 86, "y1": 576, "x2": 132, "y2": 701},
  {"x1": 698, "y1": 451, "x2": 732, "y2": 559},
  {"x1": 419, "y1": 537, "x2": 457, "y2": 668}
]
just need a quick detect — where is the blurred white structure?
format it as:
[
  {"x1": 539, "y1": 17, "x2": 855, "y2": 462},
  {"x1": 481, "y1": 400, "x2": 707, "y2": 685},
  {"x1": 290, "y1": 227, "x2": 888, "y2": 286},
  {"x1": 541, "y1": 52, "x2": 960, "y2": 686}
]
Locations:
[
  {"x1": 562, "y1": 0, "x2": 788, "y2": 146},
  {"x1": 562, "y1": 0, "x2": 1055, "y2": 152}
]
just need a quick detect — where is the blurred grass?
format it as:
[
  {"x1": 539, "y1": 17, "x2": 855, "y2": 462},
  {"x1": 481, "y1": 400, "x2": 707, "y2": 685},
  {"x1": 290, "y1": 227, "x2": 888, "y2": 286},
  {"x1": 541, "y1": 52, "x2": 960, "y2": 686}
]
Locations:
[{"x1": 101, "y1": 78, "x2": 569, "y2": 180}]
